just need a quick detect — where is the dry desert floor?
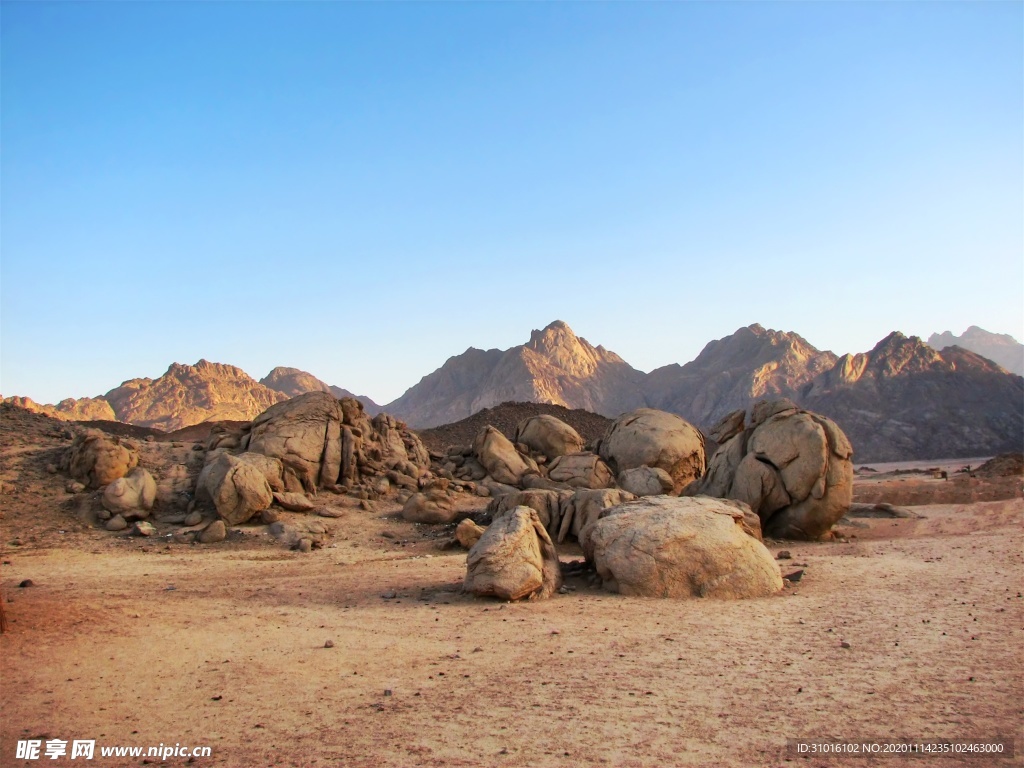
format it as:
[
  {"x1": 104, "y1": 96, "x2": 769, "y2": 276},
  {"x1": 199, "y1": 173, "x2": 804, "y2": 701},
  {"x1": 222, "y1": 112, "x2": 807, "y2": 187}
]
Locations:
[{"x1": 1, "y1": 428, "x2": 1022, "y2": 767}]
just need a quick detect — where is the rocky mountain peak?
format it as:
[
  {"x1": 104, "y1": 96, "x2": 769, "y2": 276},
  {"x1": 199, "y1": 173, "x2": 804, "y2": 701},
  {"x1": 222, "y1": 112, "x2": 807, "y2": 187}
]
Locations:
[{"x1": 928, "y1": 326, "x2": 1023, "y2": 376}]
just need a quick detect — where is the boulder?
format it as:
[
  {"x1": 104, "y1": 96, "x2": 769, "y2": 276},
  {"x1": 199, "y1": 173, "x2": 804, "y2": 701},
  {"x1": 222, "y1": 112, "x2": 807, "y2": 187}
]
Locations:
[
  {"x1": 616, "y1": 466, "x2": 674, "y2": 497},
  {"x1": 272, "y1": 492, "x2": 315, "y2": 513},
  {"x1": 131, "y1": 521, "x2": 156, "y2": 537},
  {"x1": 105, "y1": 514, "x2": 128, "y2": 532},
  {"x1": 472, "y1": 426, "x2": 537, "y2": 486},
  {"x1": 402, "y1": 480, "x2": 457, "y2": 525},
  {"x1": 514, "y1": 415, "x2": 585, "y2": 459},
  {"x1": 101, "y1": 467, "x2": 158, "y2": 517},
  {"x1": 557, "y1": 488, "x2": 636, "y2": 544},
  {"x1": 235, "y1": 453, "x2": 286, "y2": 493},
  {"x1": 685, "y1": 400, "x2": 853, "y2": 540},
  {"x1": 198, "y1": 519, "x2": 227, "y2": 544},
  {"x1": 247, "y1": 391, "x2": 430, "y2": 493},
  {"x1": 464, "y1": 507, "x2": 561, "y2": 601},
  {"x1": 598, "y1": 409, "x2": 705, "y2": 494},
  {"x1": 487, "y1": 489, "x2": 572, "y2": 534},
  {"x1": 67, "y1": 430, "x2": 138, "y2": 489},
  {"x1": 197, "y1": 452, "x2": 273, "y2": 525},
  {"x1": 546, "y1": 452, "x2": 614, "y2": 489},
  {"x1": 582, "y1": 496, "x2": 782, "y2": 598},
  {"x1": 455, "y1": 518, "x2": 486, "y2": 549}
]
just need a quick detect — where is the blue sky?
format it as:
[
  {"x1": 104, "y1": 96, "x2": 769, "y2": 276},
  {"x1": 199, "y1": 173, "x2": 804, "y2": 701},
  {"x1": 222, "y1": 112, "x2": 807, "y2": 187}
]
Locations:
[{"x1": 2, "y1": 1, "x2": 1021, "y2": 404}]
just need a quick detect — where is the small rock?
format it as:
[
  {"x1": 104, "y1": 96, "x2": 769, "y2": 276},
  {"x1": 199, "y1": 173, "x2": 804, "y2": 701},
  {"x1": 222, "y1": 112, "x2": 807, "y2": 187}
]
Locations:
[
  {"x1": 324, "y1": 640, "x2": 335, "y2": 648},
  {"x1": 45, "y1": 464, "x2": 58, "y2": 474},
  {"x1": 840, "y1": 640, "x2": 851, "y2": 649},
  {"x1": 296, "y1": 538, "x2": 313, "y2": 553},
  {"x1": 783, "y1": 569, "x2": 804, "y2": 583},
  {"x1": 96, "y1": 508, "x2": 112, "y2": 521},
  {"x1": 381, "y1": 531, "x2": 396, "y2": 539},
  {"x1": 198, "y1": 520, "x2": 227, "y2": 544},
  {"x1": 132, "y1": 521, "x2": 156, "y2": 537},
  {"x1": 260, "y1": 509, "x2": 280, "y2": 525},
  {"x1": 183, "y1": 511, "x2": 203, "y2": 527},
  {"x1": 105, "y1": 515, "x2": 128, "y2": 532},
  {"x1": 18, "y1": 579, "x2": 34, "y2": 588},
  {"x1": 381, "y1": 591, "x2": 397, "y2": 599},
  {"x1": 65, "y1": 480, "x2": 86, "y2": 494},
  {"x1": 384, "y1": 689, "x2": 392, "y2": 697},
  {"x1": 776, "y1": 550, "x2": 792, "y2": 560},
  {"x1": 314, "y1": 506, "x2": 346, "y2": 518}
]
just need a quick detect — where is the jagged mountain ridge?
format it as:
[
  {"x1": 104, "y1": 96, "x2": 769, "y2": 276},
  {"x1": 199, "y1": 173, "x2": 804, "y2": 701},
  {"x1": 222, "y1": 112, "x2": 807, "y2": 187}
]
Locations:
[
  {"x1": 385, "y1": 321, "x2": 648, "y2": 428},
  {"x1": 5, "y1": 361, "x2": 377, "y2": 431},
  {"x1": 928, "y1": 326, "x2": 1024, "y2": 376}
]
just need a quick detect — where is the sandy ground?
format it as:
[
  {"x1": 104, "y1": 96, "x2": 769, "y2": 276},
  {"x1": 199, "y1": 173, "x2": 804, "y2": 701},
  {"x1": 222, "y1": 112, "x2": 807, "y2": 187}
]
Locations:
[{"x1": 1, "y1": 416, "x2": 1022, "y2": 767}]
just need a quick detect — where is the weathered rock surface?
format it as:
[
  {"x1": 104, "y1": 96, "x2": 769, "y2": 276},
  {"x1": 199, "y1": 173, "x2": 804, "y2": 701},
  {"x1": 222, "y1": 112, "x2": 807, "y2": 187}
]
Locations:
[
  {"x1": 102, "y1": 467, "x2": 157, "y2": 516},
  {"x1": 197, "y1": 452, "x2": 273, "y2": 525},
  {"x1": 557, "y1": 488, "x2": 636, "y2": 544},
  {"x1": 272, "y1": 491, "x2": 315, "y2": 512},
  {"x1": 514, "y1": 415, "x2": 585, "y2": 459},
  {"x1": 598, "y1": 409, "x2": 705, "y2": 494},
  {"x1": 685, "y1": 400, "x2": 853, "y2": 540},
  {"x1": 617, "y1": 466, "x2": 674, "y2": 497},
  {"x1": 464, "y1": 507, "x2": 561, "y2": 601},
  {"x1": 546, "y1": 452, "x2": 614, "y2": 489},
  {"x1": 246, "y1": 391, "x2": 429, "y2": 493},
  {"x1": 487, "y1": 489, "x2": 572, "y2": 534},
  {"x1": 472, "y1": 426, "x2": 537, "y2": 486},
  {"x1": 582, "y1": 495, "x2": 783, "y2": 599},
  {"x1": 66, "y1": 430, "x2": 139, "y2": 489}
]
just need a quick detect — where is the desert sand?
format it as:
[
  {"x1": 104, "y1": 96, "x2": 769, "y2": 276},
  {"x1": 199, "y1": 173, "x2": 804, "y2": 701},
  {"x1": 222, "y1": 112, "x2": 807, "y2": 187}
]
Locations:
[{"x1": 1, "y1": 419, "x2": 1022, "y2": 767}]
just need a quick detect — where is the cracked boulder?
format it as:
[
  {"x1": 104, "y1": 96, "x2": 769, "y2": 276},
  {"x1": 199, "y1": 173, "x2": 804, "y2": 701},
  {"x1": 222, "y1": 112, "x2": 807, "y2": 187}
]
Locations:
[
  {"x1": 514, "y1": 415, "x2": 585, "y2": 459},
  {"x1": 597, "y1": 409, "x2": 706, "y2": 494},
  {"x1": 66, "y1": 430, "x2": 139, "y2": 489},
  {"x1": 581, "y1": 495, "x2": 782, "y2": 599},
  {"x1": 464, "y1": 506, "x2": 561, "y2": 601},
  {"x1": 685, "y1": 399, "x2": 853, "y2": 540}
]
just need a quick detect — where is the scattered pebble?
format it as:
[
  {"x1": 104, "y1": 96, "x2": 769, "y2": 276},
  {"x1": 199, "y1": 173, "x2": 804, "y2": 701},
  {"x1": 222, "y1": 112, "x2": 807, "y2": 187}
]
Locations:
[
  {"x1": 324, "y1": 640, "x2": 335, "y2": 648},
  {"x1": 18, "y1": 579, "x2": 33, "y2": 588}
]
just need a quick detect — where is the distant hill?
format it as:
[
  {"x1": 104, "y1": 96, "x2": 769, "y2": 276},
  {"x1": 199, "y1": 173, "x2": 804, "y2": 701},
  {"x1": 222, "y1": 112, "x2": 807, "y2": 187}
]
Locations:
[
  {"x1": 385, "y1": 320, "x2": 647, "y2": 428},
  {"x1": 928, "y1": 326, "x2": 1023, "y2": 376},
  {"x1": 5, "y1": 321, "x2": 1022, "y2": 461},
  {"x1": 259, "y1": 367, "x2": 381, "y2": 415}
]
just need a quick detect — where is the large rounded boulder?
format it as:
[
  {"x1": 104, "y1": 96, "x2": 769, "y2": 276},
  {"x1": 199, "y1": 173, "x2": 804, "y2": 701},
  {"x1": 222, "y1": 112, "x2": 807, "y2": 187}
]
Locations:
[
  {"x1": 581, "y1": 495, "x2": 782, "y2": 599},
  {"x1": 67, "y1": 430, "x2": 138, "y2": 489},
  {"x1": 514, "y1": 415, "x2": 585, "y2": 459},
  {"x1": 472, "y1": 426, "x2": 537, "y2": 486},
  {"x1": 686, "y1": 399, "x2": 853, "y2": 540},
  {"x1": 197, "y1": 452, "x2": 273, "y2": 525},
  {"x1": 598, "y1": 409, "x2": 706, "y2": 494}
]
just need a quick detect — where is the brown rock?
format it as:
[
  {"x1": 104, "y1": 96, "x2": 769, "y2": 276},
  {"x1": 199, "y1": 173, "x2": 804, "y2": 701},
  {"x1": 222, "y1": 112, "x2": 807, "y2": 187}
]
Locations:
[
  {"x1": 464, "y1": 507, "x2": 561, "y2": 601},
  {"x1": 198, "y1": 519, "x2": 227, "y2": 543},
  {"x1": 67, "y1": 430, "x2": 139, "y2": 489},
  {"x1": 598, "y1": 409, "x2": 705, "y2": 494},
  {"x1": 455, "y1": 518, "x2": 486, "y2": 548},
  {"x1": 514, "y1": 415, "x2": 585, "y2": 459},
  {"x1": 546, "y1": 452, "x2": 614, "y2": 489},
  {"x1": 102, "y1": 467, "x2": 157, "y2": 516}
]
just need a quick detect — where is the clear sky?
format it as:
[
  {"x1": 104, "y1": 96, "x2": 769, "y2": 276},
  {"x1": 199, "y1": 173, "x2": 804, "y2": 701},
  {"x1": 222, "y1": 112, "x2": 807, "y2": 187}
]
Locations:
[{"x1": 2, "y1": 1, "x2": 1021, "y2": 405}]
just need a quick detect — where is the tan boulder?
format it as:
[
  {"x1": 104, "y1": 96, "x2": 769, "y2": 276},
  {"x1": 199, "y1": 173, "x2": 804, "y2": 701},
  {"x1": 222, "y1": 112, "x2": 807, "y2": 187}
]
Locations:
[
  {"x1": 487, "y1": 489, "x2": 572, "y2": 534},
  {"x1": 583, "y1": 496, "x2": 782, "y2": 598},
  {"x1": 67, "y1": 430, "x2": 139, "y2": 489},
  {"x1": 598, "y1": 409, "x2": 705, "y2": 494},
  {"x1": 101, "y1": 467, "x2": 157, "y2": 517},
  {"x1": 546, "y1": 452, "x2": 614, "y2": 489},
  {"x1": 455, "y1": 518, "x2": 486, "y2": 549},
  {"x1": 272, "y1": 491, "x2": 315, "y2": 512},
  {"x1": 402, "y1": 480, "x2": 457, "y2": 525},
  {"x1": 472, "y1": 426, "x2": 537, "y2": 486},
  {"x1": 685, "y1": 400, "x2": 853, "y2": 540},
  {"x1": 198, "y1": 519, "x2": 227, "y2": 544},
  {"x1": 514, "y1": 415, "x2": 585, "y2": 459},
  {"x1": 464, "y1": 507, "x2": 561, "y2": 601},
  {"x1": 616, "y1": 466, "x2": 674, "y2": 497},
  {"x1": 557, "y1": 488, "x2": 636, "y2": 544},
  {"x1": 197, "y1": 452, "x2": 273, "y2": 525}
]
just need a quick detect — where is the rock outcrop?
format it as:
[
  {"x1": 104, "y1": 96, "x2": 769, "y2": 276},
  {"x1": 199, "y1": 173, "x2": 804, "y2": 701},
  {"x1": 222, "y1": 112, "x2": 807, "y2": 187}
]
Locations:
[
  {"x1": 581, "y1": 495, "x2": 782, "y2": 599},
  {"x1": 686, "y1": 399, "x2": 853, "y2": 540},
  {"x1": 597, "y1": 409, "x2": 705, "y2": 494},
  {"x1": 464, "y1": 507, "x2": 561, "y2": 601}
]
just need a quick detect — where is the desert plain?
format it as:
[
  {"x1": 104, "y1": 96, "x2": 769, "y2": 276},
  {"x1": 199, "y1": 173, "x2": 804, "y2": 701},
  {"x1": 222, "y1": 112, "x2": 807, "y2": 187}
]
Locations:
[{"x1": 1, "y1": 406, "x2": 1022, "y2": 768}]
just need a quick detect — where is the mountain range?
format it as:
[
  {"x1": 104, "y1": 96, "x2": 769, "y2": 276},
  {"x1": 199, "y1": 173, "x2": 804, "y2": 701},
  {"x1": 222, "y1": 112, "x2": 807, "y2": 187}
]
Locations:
[
  {"x1": 5, "y1": 321, "x2": 1021, "y2": 462},
  {"x1": 927, "y1": 326, "x2": 1023, "y2": 376}
]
